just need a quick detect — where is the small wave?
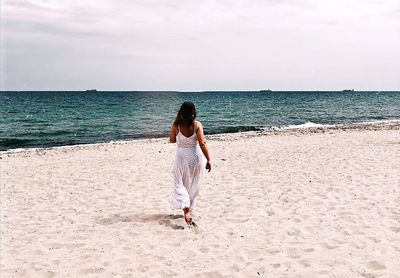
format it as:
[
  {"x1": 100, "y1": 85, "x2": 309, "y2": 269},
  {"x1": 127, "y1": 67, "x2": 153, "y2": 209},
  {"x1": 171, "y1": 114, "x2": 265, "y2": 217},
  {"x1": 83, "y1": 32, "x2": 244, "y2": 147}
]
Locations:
[
  {"x1": 353, "y1": 119, "x2": 400, "y2": 125},
  {"x1": 3, "y1": 147, "x2": 38, "y2": 153},
  {"x1": 272, "y1": 119, "x2": 400, "y2": 131},
  {"x1": 284, "y1": 122, "x2": 332, "y2": 129},
  {"x1": 0, "y1": 136, "x2": 158, "y2": 154},
  {"x1": 264, "y1": 122, "x2": 333, "y2": 131}
]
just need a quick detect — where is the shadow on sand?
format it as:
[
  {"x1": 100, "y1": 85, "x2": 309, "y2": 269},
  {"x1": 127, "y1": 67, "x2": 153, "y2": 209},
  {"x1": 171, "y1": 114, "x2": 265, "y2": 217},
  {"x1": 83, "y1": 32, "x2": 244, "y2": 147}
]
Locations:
[{"x1": 97, "y1": 213, "x2": 185, "y2": 230}]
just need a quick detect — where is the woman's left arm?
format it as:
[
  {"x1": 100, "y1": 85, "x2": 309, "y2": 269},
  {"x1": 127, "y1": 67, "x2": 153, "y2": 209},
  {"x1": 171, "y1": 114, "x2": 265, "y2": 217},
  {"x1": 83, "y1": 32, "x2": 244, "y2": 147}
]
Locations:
[
  {"x1": 169, "y1": 124, "x2": 177, "y2": 143},
  {"x1": 196, "y1": 121, "x2": 212, "y2": 172}
]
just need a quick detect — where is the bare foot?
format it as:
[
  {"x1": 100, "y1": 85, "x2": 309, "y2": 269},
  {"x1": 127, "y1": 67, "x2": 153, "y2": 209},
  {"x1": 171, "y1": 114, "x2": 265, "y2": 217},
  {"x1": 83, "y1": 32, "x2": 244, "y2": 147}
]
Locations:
[{"x1": 183, "y1": 207, "x2": 192, "y2": 224}]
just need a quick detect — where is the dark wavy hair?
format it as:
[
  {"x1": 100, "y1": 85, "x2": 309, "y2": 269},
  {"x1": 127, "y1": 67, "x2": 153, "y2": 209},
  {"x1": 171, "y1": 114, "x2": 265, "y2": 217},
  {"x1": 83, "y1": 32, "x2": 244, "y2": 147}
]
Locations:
[{"x1": 174, "y1": 102, "x2": 197, "y2": 126}]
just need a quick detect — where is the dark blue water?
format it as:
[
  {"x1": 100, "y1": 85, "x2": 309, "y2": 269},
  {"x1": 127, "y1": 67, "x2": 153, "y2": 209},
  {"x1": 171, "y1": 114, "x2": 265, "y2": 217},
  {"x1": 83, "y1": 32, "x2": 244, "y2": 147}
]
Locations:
[{"x1": 1, "y1": 91, "x2": 399, "y2": 151}]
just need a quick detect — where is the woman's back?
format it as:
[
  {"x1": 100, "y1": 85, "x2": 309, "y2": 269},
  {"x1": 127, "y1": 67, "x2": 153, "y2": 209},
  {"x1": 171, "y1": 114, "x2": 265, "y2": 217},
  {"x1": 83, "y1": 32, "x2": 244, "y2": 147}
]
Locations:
[{"x1": 176, "y1": 123, "x2": 198, "y2": 148}]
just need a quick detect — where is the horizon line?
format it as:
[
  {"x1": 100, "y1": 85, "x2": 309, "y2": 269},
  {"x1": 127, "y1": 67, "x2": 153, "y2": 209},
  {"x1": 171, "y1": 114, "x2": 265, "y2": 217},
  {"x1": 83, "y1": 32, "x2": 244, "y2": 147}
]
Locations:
[{"x1": 1, "y1": 89, "x2": 400, "y2": 93}]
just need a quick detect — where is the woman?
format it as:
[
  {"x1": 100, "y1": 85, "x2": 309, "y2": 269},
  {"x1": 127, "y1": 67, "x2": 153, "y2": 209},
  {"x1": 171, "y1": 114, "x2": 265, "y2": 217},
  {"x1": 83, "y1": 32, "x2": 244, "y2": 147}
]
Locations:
[{"x1": 169, "y1": 102, "x2": 211, "y2": 224}]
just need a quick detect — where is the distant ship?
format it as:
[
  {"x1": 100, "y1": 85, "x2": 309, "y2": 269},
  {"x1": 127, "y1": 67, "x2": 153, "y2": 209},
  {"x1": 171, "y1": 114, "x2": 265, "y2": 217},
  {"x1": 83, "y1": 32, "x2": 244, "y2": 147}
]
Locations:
[
  {"x1": 259, "y1": 89, "x2": 272, "y2": 93},
  {"x1": 86, "y1": 89, "x2": 98, "y2": 92},
  {"x1": 342, "y1": 89, "x2": 354, "y2": 92}
]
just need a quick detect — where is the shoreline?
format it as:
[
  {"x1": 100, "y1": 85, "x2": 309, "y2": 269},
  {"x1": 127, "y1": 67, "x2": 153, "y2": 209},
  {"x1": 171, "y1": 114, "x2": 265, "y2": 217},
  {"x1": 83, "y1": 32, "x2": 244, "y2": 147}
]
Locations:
[{"x1": 1, "y1": 119, "x2": 399, "y2": 156}]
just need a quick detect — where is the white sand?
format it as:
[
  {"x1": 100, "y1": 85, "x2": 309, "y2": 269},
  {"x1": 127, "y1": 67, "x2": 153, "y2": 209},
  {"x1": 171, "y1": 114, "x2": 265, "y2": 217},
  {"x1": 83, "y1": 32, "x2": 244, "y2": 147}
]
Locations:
[{"x1": 1, "y1": 126, "x2": 400, "y2": 277}]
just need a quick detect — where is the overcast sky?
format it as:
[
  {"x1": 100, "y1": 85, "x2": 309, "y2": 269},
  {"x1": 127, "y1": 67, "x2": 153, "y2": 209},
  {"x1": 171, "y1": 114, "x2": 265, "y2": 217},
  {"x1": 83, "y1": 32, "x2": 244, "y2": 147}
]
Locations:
[{"x1": 1, "y1": 0, "x2": 399, "y2": 91}]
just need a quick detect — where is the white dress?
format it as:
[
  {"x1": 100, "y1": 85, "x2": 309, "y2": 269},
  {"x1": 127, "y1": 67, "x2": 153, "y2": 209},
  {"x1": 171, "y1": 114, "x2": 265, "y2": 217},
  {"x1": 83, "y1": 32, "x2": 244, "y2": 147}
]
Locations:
[{"x1": 169, "y1": 125, "x2": 206, "y2": 212}]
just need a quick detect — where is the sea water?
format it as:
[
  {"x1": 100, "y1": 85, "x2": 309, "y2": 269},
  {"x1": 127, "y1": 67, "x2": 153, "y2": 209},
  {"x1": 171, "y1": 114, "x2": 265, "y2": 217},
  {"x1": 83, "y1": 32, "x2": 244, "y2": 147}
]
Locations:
[{"x1": 1, "y1": 91, "x2": 399, "y2": 151}]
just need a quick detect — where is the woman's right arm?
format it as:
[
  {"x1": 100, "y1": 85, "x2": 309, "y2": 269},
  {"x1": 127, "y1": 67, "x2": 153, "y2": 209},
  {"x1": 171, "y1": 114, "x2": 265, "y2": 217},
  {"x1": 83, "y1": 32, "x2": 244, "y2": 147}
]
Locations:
[
  {"x1": 169, "y1": 124, "x2": 177, "y2": 143},
  {"x1": 196, "y1": 121, "x2": 212, "y2": 172}
]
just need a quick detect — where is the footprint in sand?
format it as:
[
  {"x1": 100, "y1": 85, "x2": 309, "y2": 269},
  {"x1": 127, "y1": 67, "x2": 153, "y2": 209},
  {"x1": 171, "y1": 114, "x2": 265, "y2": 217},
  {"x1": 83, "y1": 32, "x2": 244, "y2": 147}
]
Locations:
[
  {"x1": 298, "y1": 259, "x2": 311, "y2": 267},
  {"x1": 367, "y1": 236, "x2": 381, "y2": 243},
  {"x1": 390, "y1": 226, "x2": 400, "y2": 233},
  {"x1": 234, "y1": 254, "x2": 248, "y2": 264},
  {"x1": 266, "y1": 210, "x2": 275, "y2": 216},
  {"x1": 199, "y1": 247, "x2": 209, "y2": 254},
  {"x1": 266, "y1": 249, "x2": 280, "y2": 255},
  {"x1": 360, "y1": 272, "x2": 376, "y2": 278},
  {"x1": 321, "y1": 242, "x2": 338, "y2": 250},
  {"x1": 293, "y1": 218, "x2": 301, "y2": 223},
  {"x1": 137, "y1": 265, "x2": 150, "y2": 273},
  {"x1": 367, "y1": 261, "x2": 386, "y2": 270},
  {"x1": 79, "y1": 267, "x2": 105, "y2": 275},
  {"x1": 41, "y1": 270, "x2": 56, "y2": 278},
  {"x1": 287, "y1": 228, "x2": 302, "y2": 236}
]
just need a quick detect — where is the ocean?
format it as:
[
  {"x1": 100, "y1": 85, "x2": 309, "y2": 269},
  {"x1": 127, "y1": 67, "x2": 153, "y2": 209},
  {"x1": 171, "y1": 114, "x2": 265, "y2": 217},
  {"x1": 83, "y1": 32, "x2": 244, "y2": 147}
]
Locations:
[{"x1": 1, "y1": 91, "x2": 399, "y2": 151}]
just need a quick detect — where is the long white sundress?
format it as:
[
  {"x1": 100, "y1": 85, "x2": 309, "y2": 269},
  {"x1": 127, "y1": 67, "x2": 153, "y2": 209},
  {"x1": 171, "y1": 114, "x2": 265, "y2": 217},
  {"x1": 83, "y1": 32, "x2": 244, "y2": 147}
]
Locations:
[{"x1": 169, "y1": 124, "x2": 206, "y2": 212}]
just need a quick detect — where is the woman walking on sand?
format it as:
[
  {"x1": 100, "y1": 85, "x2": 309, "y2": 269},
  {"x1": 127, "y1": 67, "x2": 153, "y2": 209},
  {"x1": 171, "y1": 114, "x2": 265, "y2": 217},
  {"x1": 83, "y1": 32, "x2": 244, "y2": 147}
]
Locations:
[{"x1": 169, "y1": 102, "x2": 211, "y2": 224}]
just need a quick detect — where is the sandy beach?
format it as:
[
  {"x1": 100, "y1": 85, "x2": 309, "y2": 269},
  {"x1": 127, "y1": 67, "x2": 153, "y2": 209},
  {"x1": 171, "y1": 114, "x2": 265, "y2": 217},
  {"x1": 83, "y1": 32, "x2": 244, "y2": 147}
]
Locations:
[{"x1": 1, "y1": 123, "x2": 400, "y2": 277}]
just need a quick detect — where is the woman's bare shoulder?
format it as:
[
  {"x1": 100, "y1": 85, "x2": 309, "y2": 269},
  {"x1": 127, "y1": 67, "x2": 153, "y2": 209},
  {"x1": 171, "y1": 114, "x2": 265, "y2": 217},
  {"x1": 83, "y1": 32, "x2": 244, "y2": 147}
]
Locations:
[
  {"x1": 195, "y1": 120, "x2": 203, "y2": 127},
  {"x1": 194, "y1": 120, "x2": 203, "y2": 133}
]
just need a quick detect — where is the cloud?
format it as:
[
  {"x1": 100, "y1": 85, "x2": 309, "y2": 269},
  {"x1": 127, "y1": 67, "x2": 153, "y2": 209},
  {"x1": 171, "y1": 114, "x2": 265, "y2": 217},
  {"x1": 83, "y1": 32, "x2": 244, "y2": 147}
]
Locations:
[{"x1": 1, "y1": 0, "x2": 400, "y2": 90}]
